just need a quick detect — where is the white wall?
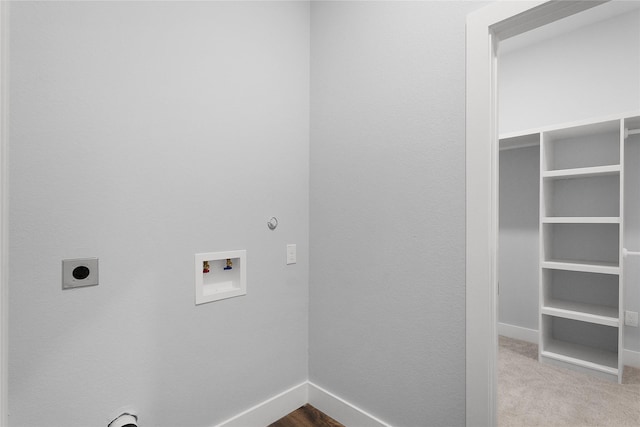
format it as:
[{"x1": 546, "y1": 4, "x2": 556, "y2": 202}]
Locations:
[
  {"x1": 499, "y1": 146, "x2": 539, "y2": 331},
  {"x1": 8, "y1": 2, "x2": 309, "y2": 426},
  {"x1": 309, "y1": 1, "x2": 485, "y2": 426},
  {"x1": 499, "y1": 10, "x2": 640, "y2": 134},
  {"x1": 499, "y1": 10, "x2": 640, "y2": 352}
]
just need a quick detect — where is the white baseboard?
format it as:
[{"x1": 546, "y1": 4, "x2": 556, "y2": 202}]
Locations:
[
  {"x1": 212, "y1": 346, "x2": 639, "y2": 427},
  {"x1": 624, "y1": 348, "x2": 640, "y2": 369},
  {"x1": 213, "y1": 381, "x2": 392, "y2": 427},
  {"x1": 307, "y1": 382, "x2": 391, "y2": 427},
  {"x1": 214, "y1": 382, "x2": 308, "y2": 427},
  {"x1": 498, "y1": 322, "x2": 538, "y2": 344},
  {"x1": 499, "y1": 322, "x2": 640, "y2": 370}
]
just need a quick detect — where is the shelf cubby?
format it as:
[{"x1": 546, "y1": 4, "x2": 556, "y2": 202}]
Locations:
[
  {"x1": 542, "y1": 223, "x2": 619, "y2": 266},
  {"x1": 542, "y1": 268, "x2": 619, "y2": 327},
  {"x1": 541, "y1": 339, "x2": 618, "y2": 377},
  {"x1": 541, "y1": 315, "x2": 619, "y2": 378},
  {"x1": 542, "y1": 174, "x2": 619, "y2": 218},
  {"x1": 542, "y1": 120, "x2": 620, "y2": 172}
]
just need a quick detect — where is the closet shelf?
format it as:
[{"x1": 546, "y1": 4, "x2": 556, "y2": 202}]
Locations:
[
  {"x1": 542, "y1": 217, "x2": 620, "y2": 224},
  {"x1": 542, "y1": 300, "x2": 619, "y2": 327},
  {"x1": 542, "y1": 339, "x2": 618, "y2": 374},
  {"x1": 500, "y1": 133, "x2": 540, "y2": 151},
  {"x1": 542, "y1": 164, "x2": 620, "y2": 179},
  {"x1": 541, "y1": 259, "x2": 619, "y2": 275}
]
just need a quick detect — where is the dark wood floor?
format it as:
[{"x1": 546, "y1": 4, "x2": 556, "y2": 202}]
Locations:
[{"x1": 268, "y1": 404, "x2": 345, "y2": 427}]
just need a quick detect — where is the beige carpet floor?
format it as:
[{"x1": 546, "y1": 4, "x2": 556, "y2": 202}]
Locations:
[{"x1": 498, "y1": 336, "x2": 640, "y2": 427}]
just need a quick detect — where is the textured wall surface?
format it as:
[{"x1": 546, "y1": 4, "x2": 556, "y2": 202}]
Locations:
[
  {"x1": 309, "y1": 2, "x2": 485, "y2": 426},
  {"x1": 9, "y1": 2, "x2": 309, "y2": 426}
]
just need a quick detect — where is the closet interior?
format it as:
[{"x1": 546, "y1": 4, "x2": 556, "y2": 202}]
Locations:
[{"x1": 499, "y1": 112, "x2": 640, "y2": 383}]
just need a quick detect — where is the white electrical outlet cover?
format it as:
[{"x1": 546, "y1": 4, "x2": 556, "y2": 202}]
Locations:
[
  {"x1": 625, "y1": 311, "x2": 639, "y2": 327},
  {"x1": 62, "y1": 258, "x2": 99, "y2": 289}
]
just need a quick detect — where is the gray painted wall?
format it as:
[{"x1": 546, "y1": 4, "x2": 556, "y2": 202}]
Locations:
[
  {"x1": 499, "y1": 146, "x2": 539, "y2": 331},
  {"x1": 499, "y1": 10, "x2": 640, "y2": 135},
  {"x1": 9, "y1": 2, "x2": 309, "y2": 426},
  {"x1": 309, "y1": 2, "x2": 485, "y2": 426},
  {"x1": 499, "y1": 10, "x2": 640, "y2": 351}
]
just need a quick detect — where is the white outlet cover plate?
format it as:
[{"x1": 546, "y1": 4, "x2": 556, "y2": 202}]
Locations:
[
  {"x1": 62, "y1": 258, "x2": 99, "y2": 289},
  {"x1": 625, "y1": 311, "x2": 639, "y2": 327}
]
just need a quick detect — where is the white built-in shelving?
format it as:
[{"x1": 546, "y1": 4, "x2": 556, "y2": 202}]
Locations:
[
  {"x1": 542, "y1": 217, "x2": 620, "y2": 224},
  {"x1": 542, "y1": 165, "x2": 621, "y2": 181},
  {"x1": 541, "y1": 338, "x2": 618, "y2": 375},
  {"x1": 541, "y1": 300, "x2": 619, "y2": 327},
  {"x1": 540, "y1": 117, "x2": 623, "y2": 383},
  {"x1": 500, "y1": 112, "x2": 640, "y2": 383},
  {"x1": 541, "y1": 259, "x2": 620, "y2": 275}
]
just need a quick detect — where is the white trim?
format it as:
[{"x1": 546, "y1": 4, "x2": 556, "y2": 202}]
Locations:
[
  {"x1": 212, "y1": 382, "x2": 392, "y2": 427},
  {"x1": 497, "y1": 323, "x2": 538, "y2": 344},
  {"x1": 213, "y1": 382, "x2": 308, "y2": 427},
  {"x1": 307, "y1": 382, "x2": 392, "y2": 427},
  {"x1": 210, "y1": 350, "x2": 639, "y2": 427},
  {"x1": 0, "y1": 1, "x2": 8, "y2": 425},
  {"x1": 466, "y1": 1, "x2": 607, "y2": 425}
]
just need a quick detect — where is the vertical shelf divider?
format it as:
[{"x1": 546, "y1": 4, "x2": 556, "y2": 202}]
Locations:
[{"x1": 618, "y1": 119, "x2": 625, "y2": 380}]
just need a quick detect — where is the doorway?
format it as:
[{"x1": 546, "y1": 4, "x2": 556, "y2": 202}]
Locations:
[
  {"x1": 465, "y1": 1, "x2": 634, "y2": 425},
  {"x1": 466, "y1": 1, "x2": 640, "y2": 425},
  {"x1": 497, "y1": 4, "x2": 640, "y2": 422}
]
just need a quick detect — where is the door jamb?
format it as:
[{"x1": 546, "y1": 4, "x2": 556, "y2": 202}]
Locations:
[
  {"x1": 465, "y1": 1, "x2": 609, "y2": 425},
  {"x1": 1, "y1": 1, "x2": 8, "y2": 425}
]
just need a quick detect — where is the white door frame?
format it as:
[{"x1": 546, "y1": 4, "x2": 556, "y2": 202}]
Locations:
[
  {"x1": 0, "y1": 1, "x2": 8, "y2": 425},
  {"x1": 465, "y1": 1, "x2": 608, "y2": 425}
]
